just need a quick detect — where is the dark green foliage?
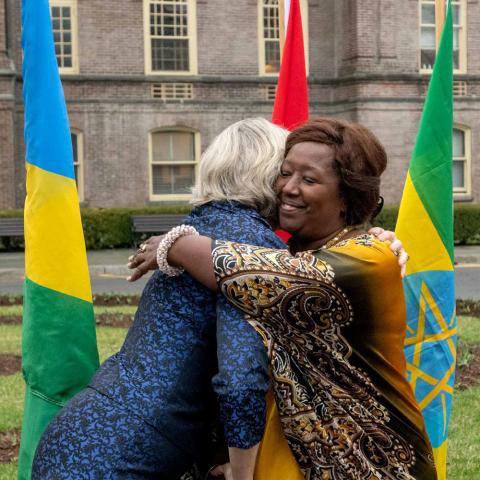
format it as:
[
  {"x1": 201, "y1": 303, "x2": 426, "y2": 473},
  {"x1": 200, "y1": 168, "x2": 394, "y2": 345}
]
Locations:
[
  {"x1": 454, "y1": 205, "x2": 480, "y2": 245},
  {"x1": 82, "y1": 206, "x2": 192, "y2": 249},
  {"x1": 373, "y1": 205, "x2": 398, "y2": 232},
  {"x1": 1, "y1": 204, "x2": 479, "y2": 249},
  {"x1": 373, "y1": 204, "x2": 480, "y2": 245}
]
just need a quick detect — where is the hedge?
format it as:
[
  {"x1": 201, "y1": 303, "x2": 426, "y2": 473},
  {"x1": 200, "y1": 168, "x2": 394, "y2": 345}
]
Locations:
[
  {"x1": 373, "y1": 204, "x2": 480, "y2": 245},
  {"x1": 1, "y1": 204, "x2": 480, "y2": 250},
  {"x1": 0, "y1": 206, "x2": 192, "y2": 250},
  {"x1": 2, "y1": 295, "x2": 480, "y2": 309}
]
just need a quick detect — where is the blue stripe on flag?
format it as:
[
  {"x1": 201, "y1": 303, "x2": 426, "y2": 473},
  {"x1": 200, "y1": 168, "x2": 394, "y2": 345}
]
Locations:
[
  {"x1": 403, "y1": 271, "x2": 456, "y2": 448},
  {"x1": 22, "y1": 0, "x2": 75, "y2": 179}
]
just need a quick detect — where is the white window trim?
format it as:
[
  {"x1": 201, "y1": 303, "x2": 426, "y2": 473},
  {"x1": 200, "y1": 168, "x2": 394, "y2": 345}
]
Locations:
[
  {"x1": 143, "y1": 0, "x2": 198, "y2": 76},
  {"x1": 50, "y1": 0, "x2": 79, "y2": 75},
  {"x1": 71, "y1": 129, "x2": 84, "y2": 202},
  {"x1": 148, "y1": 127, "x2": 200, "y2": 201},
  {"x1": 419, "y1": 0, "x2": 467, "y2": 74},
  {"x1": 453, "y1": 0, "x2": 467, "y2": 74},
  {"x1": 453, "y1": 124, "x2": 471, "y2": 197},
  {"x1": 258, "y1": 0, "x2": 309, "y2": 77},
  {"x1": 419, "y1": 0, "x2": 436, "y2": 74}
]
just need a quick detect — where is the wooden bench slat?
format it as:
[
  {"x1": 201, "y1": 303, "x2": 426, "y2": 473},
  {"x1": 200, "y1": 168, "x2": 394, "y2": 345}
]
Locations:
[
  {"x1": 0, "y1": 215, "x2": 189, "y2": 239},
  {"x1": 0, "y1": 218, "x2": 24, "y2": 237},
  {"x1": 131, "y1": 214, "x2": 186, "y2": 233}
]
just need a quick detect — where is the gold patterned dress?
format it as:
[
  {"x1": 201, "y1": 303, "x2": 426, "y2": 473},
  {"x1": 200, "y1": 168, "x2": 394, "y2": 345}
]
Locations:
[{"x1": 212, "y1": 235, "x2": 437, "y2": 480}]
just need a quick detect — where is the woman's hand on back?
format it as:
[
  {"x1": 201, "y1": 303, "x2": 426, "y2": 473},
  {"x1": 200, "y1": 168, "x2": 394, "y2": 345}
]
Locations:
[
  {"x1": 127, "y1": 235, "x2": 164, "y2": 282},
  {"x1": 368, "y1": 227, "x2": 409, "y2": 277}
]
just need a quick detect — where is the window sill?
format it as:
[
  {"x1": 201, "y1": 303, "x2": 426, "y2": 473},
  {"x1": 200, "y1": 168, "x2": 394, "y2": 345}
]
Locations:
[
  {"x1": 453, "y1": 193, "x2": 473, "y2": 202},
  {"x1": 149, "y1": 194, "x2": 193, "y2": 202}
]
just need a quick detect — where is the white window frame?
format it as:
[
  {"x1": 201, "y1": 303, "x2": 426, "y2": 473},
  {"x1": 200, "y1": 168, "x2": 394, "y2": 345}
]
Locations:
[
  {"x1": 143, "y1": 0, "x2": 198, "y2": 76},
  {"x1": 258, "y1": 0, "x2": 309, "y2": 77},
  {"x1": 419, "y1": 0, "x2": 467, "y2": 74},
  {"x1": 50, "y1": 0, "x2": 79, "y2": 75},
  {"x1": 453, "y1": 125, "x2": 471, "y2": 197},
  {"x1": 452, "y1": 0, "x2": 467, "y2": 74},
  {"x1": 71, "y1": 129, "x2": 84, "y2": 202},
  {"x1": 148, "y1": 127, "x2": 200, "y2": 201}
]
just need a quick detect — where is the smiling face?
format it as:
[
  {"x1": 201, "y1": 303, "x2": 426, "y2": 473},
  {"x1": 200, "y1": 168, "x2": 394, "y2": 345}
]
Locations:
[{"x1": 276, "y1": 141, "x2": 346, "y2": 250}]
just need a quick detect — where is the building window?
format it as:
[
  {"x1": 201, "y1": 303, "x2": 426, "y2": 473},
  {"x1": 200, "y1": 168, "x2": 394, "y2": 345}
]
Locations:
[
  {"x1": 258, "y1": 0, "x2": 309, "y2": 76},
  {"x1": 71, "y1": 130, "x2": 84, "y2": 201},
  {"x1": 50, "y1": 0, "x2": 79, "y2": 74},
  {"x1": 149, "y1": 129, "x2": 200, "y2": 200},
  {"x1": 420, "y1": 0, "x2": 466, "y2": 73},
  {"x1": 453, "y1": 126, "x2": 471, "y2": 196},
  {"x1": 452, "y1": 0, "x2": 467, "y2": 72},
  {"x1": 144, "y1": 0, "x2": 197, "y2": 75}
]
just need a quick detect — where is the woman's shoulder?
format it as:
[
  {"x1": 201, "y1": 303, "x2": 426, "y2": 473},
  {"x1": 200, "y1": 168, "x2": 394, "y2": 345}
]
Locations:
[
  {"x1": 329, "y1": 234, "x2": 397, "y2": 265},
  {"x1": 189, "y1": 202, "x2": 282, "y2": 246}
]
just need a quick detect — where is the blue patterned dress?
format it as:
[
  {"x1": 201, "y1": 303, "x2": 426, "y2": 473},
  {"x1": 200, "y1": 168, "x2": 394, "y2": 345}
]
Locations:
[{"x1": 32, "y1": 202, "x2": 285, "y2": 480}]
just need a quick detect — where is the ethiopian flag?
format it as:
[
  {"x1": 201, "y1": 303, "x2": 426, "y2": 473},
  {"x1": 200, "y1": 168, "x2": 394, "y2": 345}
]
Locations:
[
  {"x1": 395, "y1": 2, "x2": 455, "y2": 479},
  {"x1": 18, "y1": 1, "x2": 99, "y2": 478}
]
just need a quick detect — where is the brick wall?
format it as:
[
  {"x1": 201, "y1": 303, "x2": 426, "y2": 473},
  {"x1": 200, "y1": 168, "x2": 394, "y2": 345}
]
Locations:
[
  {"x1": 0, "y1": 103, "x2": 16, "y2": 209},
  {"x1": 2, "y1": 0, "x2": 480, "y2": 209}
]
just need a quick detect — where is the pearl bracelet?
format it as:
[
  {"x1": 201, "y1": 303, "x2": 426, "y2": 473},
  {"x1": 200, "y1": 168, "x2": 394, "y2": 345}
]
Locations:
[{"x1": 156, "y1": 225, "x2": 199, "y2": 277}]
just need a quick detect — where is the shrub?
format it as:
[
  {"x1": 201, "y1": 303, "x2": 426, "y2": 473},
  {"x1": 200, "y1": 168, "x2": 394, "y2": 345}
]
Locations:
[
  {"x1": 454, "y1": 205, "x2": 480, "y2": 245},
  {"x1": 81, "y1": 208, "x2": 134, "y2": 249},
  {"x1": 1, "y1": 204, "x2": 480, "y2": 249},
  {"x1": 81, "y1": 206, "x2": 192, "y2": 249},
  {"x1": 373, "y1": 205, "x2": 398, "y2": 232},
  {"x1": 373, "y1": 204, "x2": 480, "y2": 245}
]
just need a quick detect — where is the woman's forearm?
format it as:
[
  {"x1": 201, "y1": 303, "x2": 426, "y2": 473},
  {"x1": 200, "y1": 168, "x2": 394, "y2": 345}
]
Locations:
[
  {"x1": 167, "y1": 235, "x2": 217, "y2": 289},
  {"x1": 229, "y1": 444, "x2": 260, "y2": 480}
]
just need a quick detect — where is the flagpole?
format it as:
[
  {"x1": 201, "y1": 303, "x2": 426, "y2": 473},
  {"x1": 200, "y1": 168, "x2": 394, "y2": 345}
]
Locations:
[
  {"x1": 435, "y1": 0, "x2": 446, "y2": 46},
  {"x1": 278, "y1": 0, "x2": 286, "y2": 58}
]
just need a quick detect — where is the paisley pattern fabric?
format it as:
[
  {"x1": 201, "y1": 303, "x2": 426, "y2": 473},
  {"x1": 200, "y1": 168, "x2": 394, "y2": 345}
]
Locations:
[
  {"x1": 213, "y1": 236, "x2": 437, "y2": 480},
  {"x1": 32, "y1": 202, "x2": 285, "y2": 479}
]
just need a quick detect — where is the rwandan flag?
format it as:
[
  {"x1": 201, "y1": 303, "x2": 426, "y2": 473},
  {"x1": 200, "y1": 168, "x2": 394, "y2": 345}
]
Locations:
[
  {"x1": 395, "y1": 2, "x2": 455, "y2": 479},
  {"x1": 18, "y1": 1, "x2": 99, "y2": 478}
]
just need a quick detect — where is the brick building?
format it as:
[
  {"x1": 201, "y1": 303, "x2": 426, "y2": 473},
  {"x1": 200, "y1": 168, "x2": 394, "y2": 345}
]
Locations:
[{"x1": 0, "y1": 0, "x2": 478, "y2": 209}]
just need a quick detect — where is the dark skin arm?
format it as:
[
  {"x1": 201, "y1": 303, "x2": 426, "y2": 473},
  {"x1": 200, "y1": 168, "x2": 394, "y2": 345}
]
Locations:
[
  {"x1": 166, "y1": 234, "x2": 217, "y2": 289},
  {"x1": 127, "y1": 228, "x2": 408, "y2": 282}
]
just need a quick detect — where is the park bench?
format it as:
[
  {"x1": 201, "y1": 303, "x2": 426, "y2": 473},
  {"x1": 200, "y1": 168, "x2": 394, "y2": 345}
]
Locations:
[
  {"x1": 0, "y1": 217, "x2": 24, "y2": 247},
  {"x1": 0, "y1": 215, "x2": 187, "y2": 248},
  {"x1": 131, "y1": 214, "x2": 186, "y2": 234}
]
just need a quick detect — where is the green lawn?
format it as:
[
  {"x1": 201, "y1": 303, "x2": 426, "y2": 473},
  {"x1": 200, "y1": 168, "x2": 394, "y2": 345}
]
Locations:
[
  {"x1": 0, "y1": 305, "x2": 137, "y2": 317},
  {"x1": 447, "y1": 384, "x2": 480, "y2": 478},
  {"x1": 0, "y1": 323, "x2": 128, "y2": 479},
  {"x1": 0, "y1": 317, "x2": 479, "y2": 479}
]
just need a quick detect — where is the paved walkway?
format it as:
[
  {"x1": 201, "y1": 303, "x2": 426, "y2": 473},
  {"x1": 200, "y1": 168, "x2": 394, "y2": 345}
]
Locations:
[{"x1": 0, "y1": 246, "x2": 479, "y2": 298}]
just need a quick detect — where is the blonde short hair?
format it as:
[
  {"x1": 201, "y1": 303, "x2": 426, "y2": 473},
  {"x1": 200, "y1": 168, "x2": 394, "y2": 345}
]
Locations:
[{"x1": 191, "y1": 118, "x2": 289, "y2": 219}]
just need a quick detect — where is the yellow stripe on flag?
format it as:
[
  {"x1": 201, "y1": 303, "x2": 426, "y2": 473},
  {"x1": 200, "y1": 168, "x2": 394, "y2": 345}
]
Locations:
[
  {"x1": 396, "y1": 173, "x2": 453, "y2": 275},
  {"x1": 25, "y1": 164, "x2": 92, "y2": 302},
  {"x1": 433, "y1": 441, "x2": 448, "y2": 480}
]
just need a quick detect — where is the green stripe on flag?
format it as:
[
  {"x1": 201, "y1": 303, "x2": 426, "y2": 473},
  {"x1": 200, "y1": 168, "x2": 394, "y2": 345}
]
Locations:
[
  {"x1": 409, "y1": 4, "x2": 454, "y2": 264},
  {"x1": 22, "y1": 277, "x2": 99, "y2": 402},
  {"x1": 17, "y1": 386, "x2": 63, "y2": 480}
]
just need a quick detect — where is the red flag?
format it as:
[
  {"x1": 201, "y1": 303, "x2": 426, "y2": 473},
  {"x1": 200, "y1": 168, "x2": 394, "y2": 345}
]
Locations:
[
  {"x1": 272, "y1": 0, "x2": 309, "y2": 130},
  {"x1": 273, "y1": 0, "x2": 309, "y2": 242}
]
